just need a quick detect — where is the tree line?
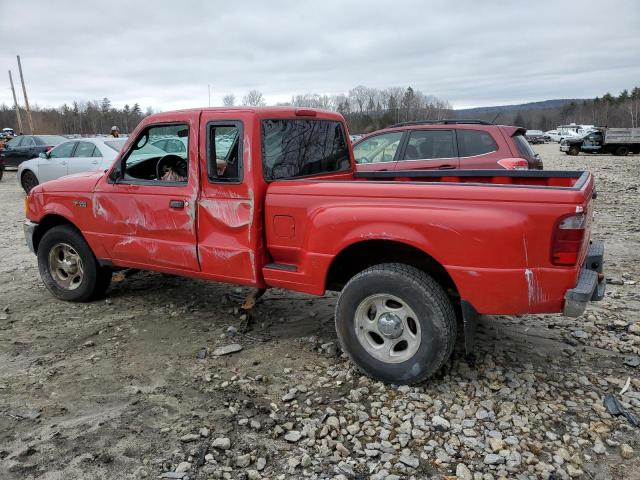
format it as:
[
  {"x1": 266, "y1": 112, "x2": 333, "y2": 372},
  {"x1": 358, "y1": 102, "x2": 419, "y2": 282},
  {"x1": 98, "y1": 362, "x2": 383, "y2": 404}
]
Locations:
[
  {"x1": 2, "y1": 85, "x2": 638, "y2": 136},
  {"x1": 0, "y1": 98, "x2": 152, "y2": 135},
  {"x1": 472, "y1": 87, "x2": 640, "y2": 131},
  {"x1": 224, "y1": 85, "x2": 453, "y2": 134}
]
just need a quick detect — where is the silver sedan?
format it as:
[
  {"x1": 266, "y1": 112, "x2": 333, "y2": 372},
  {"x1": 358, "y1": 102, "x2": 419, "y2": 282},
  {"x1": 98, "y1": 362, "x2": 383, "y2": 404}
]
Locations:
[{"x1": 17, "y1": 137, "x2": 126, "y2": 193}]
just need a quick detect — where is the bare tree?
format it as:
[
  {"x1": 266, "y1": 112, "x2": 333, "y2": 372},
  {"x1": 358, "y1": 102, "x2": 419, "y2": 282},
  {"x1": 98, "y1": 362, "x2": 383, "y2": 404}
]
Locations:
[
  {"x1": 242, "y1": 90, "x2": 266, "y2": 107},
  {"x1": 222, "y1": 94, "x2": 236, "y2": 107}
]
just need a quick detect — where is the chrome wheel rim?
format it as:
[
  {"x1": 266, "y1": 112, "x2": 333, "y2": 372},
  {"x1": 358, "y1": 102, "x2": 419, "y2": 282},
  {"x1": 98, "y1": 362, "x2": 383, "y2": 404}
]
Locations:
[
  {"x1": 48, "y1": 243, "x2": 84, "y2": 290},
  {"x1": 354, "y1": 293, "x2": 421, "y2": 364}
]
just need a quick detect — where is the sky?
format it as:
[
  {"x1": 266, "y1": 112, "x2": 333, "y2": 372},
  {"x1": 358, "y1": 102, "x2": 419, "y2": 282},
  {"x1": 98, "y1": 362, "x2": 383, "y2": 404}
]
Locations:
[{"x1": 1, "y1": 0, "x2": 639, "y2": 111}]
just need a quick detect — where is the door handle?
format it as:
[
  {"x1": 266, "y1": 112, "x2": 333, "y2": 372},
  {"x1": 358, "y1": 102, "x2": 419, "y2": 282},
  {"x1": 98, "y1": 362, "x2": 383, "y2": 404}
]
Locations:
[
  {"x1": 439, "y1": 165, "x2": 456, "y2": 169},
  {"x1": 61, "y1": 161, "x2": 67, "y2": 166},
  {"x1": 169, "y1": 200, "x2": 185, "y2": 209}
]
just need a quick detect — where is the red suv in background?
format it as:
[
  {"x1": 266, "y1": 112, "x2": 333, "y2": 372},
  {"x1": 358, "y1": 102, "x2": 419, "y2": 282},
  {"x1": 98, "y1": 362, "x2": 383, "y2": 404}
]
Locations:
[{"x1": 353, "y1": 120, "x2": 543, "y2": 172}]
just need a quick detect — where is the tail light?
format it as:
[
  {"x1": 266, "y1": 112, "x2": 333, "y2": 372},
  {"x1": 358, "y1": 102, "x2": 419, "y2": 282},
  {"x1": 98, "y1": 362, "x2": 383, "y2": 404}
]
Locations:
[
  {"x1": 497, "y1": 158, "x2": 528, "y2": 170},
  {"x1": 551, "y1": 209, "x2": 587, "y2": 266}
]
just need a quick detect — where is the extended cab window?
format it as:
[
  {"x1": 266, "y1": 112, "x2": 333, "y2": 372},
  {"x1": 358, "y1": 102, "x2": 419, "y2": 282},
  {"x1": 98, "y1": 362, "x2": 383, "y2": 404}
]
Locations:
[
  {"x1": 404, "y1": 130, "x2": 455, "y2": 160},
  {"x1": 353, "y1": 132, "x2": 402, "y2": 164},
  {"x1": 120, "y1": 124, "x2": 189, "y2": 183},
  {"x1": 457, "y1": 130, "x2": 497, "y2": 157},
  {"x1": 208, "y1": 123, "x2": 242, "y2": 182},
  {"x1": 262, "y1": 119, "x2": 350, "y2": 181}
]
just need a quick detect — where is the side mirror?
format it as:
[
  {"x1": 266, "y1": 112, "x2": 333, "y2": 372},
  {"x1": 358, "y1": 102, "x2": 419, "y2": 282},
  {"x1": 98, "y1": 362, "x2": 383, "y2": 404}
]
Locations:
[{"x1": 38, "y1": 152, "x2": 48, "y2": 159}]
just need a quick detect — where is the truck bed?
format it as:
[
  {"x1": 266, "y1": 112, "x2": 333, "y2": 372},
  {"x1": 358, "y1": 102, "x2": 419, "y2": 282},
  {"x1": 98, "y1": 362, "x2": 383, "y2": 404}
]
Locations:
[{"x1": 264, "y1": 169, "x2": 595, "y2": 315}]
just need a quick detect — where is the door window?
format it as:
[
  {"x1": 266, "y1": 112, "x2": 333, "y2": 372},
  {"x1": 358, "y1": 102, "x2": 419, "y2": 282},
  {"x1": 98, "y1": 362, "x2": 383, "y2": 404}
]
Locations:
[
  {"x1": 353, "y1": 132, "x2": 403, "y2": 164},
  {"x1": 403, "y1": 130, "x2": 455, "y2": 160},
  {"x1": 49, "y1": 142, "x2": 76, "y2": 158},
  {"x1": 457, "y1": 130, "x2": 498, "y2": 157},
  {"x1": 208, "y1": 123, "x2": 242, "y2": 182},
  {"x1": 73, "y1": 141, "x2": 97, "y2": 158},
  {"x1": 120, "y1": 124, "x2": 189, "y2": 183}
]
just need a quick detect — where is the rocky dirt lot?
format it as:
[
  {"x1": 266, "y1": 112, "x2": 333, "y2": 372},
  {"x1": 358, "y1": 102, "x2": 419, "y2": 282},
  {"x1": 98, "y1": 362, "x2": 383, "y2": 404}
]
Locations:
[{"x1": 1, "y1": 143, "x2": 639, "y2": 480}]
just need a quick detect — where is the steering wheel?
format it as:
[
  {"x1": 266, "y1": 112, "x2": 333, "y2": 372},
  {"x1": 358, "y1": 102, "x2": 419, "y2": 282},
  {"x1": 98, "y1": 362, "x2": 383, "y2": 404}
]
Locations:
[{"x1": 156, "y1": 154, "x2": 187, "y2": 180}]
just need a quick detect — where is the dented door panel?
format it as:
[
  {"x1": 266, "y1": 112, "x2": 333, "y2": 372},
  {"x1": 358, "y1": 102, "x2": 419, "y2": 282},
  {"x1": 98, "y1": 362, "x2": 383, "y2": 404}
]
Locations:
[
  {"x1": 195, "y1": 113, "x2": 266, "y2": 286},
  {"x1": 92, "y1": 112, "x2": 200, "y2": 272}
]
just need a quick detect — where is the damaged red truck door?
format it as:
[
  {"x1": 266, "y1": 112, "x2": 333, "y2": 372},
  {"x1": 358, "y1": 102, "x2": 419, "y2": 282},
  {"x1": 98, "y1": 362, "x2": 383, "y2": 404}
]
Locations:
[
  {"x1": 23, "y1": 107, "x2": 605, "y2": 385},
  {"x1": 92, "y1": 113, "x2": 200, "y2": 272}
]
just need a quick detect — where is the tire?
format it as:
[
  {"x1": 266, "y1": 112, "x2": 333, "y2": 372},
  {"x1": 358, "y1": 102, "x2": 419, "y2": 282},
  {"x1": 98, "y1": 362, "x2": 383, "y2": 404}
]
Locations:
[
  {"x1": 37, "y1": 225, "x2": 111, "y2": 302},
  {"x1": 614, "y1": 146, "x2": 629, "y2": 156},
  {"x1": 568, "y1": 146, "x2": 580, "y2": 156},
  {"x1": 21, "y1": 170, "x2": 39, "y2": 194},
  {"x1": 335, "y1": 263, "x2": 456, "y2": 385}
]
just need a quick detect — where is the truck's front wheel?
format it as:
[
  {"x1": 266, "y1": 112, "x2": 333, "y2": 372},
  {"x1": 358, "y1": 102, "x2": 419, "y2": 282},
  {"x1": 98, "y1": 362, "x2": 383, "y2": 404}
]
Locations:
[
  {"x1": 335, "y1": 263, "x2": 456, "y2": 385},
  {"x1": 37, "y1": 225, "x2": 112, "y2": 302}
]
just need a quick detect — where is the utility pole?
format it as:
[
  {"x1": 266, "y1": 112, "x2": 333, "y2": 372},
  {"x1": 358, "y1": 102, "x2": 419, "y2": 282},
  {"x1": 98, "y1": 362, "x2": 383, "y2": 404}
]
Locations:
[
  {"x1": 8, "y1": 70, "x2": 24, "y2": 133},
  {"x1": 16, "y1": 55, "x2": 34, "y2": 134}
]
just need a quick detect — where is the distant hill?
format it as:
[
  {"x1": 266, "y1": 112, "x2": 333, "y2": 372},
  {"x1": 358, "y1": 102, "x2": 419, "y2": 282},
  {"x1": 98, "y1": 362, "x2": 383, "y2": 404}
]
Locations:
[{"x1": 455, "y1": 99, "x2": 585, "y2": 116}]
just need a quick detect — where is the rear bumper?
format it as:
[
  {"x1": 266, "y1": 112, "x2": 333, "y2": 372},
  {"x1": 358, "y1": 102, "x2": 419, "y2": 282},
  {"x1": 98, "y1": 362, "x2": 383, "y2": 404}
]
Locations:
[
  {"x1": 563, "y1": 240, "x2": 605, "y2": 317},
  {"x1": 24, "y1": 220, "x2": 38, "y2": 254}
]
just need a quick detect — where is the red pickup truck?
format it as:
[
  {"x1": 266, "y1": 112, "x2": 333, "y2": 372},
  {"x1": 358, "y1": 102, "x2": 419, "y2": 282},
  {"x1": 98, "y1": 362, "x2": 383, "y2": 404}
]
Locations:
[{"x1": 23, "y1": 107, "x2": 605, "y2": 384}]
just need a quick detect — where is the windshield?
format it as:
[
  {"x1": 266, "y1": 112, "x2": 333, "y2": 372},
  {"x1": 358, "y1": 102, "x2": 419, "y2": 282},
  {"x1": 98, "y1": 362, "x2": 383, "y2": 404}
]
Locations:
[{"x1": 513, "y1": 134, "x2": 536, "y2": 158}]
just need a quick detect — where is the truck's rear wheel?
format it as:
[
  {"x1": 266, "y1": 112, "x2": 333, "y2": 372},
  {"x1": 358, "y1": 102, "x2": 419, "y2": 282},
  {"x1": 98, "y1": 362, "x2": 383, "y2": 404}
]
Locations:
[
  {"x1": 335, "y1": 263, "x2": 456, "y2": 385},
  {"x1": 614, "y1": 146, "x2": 629, "y2": 156},
  {"x1": 568, "y1": 146, "x2": 580, "y2": 156},
  {"x1": 37, "y1": 225, "x2": 112, "y2": 302}
]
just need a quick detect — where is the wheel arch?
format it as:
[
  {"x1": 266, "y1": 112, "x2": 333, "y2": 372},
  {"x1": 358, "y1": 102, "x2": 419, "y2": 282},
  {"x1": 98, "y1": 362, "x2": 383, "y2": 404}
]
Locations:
[
  {"x1": 325, "y1": 239, "x2": 459, "y2": 298},
  {"x1": 32, "y1": 214, "x2": 82, "y2": 254}
]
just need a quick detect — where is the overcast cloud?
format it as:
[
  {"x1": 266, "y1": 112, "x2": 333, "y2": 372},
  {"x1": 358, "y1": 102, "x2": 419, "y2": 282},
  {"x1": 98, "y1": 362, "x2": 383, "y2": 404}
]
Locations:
[{"x1": 1, "y1": 0, "x2": 639, "y2": 111}]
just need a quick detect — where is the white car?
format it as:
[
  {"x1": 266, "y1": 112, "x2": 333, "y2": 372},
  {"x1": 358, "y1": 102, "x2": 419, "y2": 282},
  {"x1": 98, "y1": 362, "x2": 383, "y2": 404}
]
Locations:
[{"x1": 17, "y1": 137, "x2": 126, "y2": 193}]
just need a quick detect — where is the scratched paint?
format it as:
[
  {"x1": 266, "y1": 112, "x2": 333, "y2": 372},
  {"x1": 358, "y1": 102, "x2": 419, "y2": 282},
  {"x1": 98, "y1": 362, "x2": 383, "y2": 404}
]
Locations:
[{"x1": 524, "y1": 268, "x2": 546, "y2": 308}]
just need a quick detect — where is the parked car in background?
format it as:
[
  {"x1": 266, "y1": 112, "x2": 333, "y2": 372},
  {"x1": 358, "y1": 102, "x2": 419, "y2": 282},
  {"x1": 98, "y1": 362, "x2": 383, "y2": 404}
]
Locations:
[
  {"x1": 560, "y1": 128, "x2": 640, "y2": 156},
  {"x1": 17, "y1": 137, "x2": 126, "y2": 193},
  {"x1": 525, "y1": 129, "x2": 547, "y2": 144},
  {"x1": 1, "y1": 127, "x2": 15, "y2": 139},
  {"x1": 0, "y1": 135, "x2": 67, "y2": 168},
  {"x1": 545, "y1": 130, "x2": 562, "y2": 142},
  {"x1": 349, "y1": 134, "x2": 363, "y2": 143},
  {"x1": 353, "y1": 120, "x2": 543, "y2": 172}
]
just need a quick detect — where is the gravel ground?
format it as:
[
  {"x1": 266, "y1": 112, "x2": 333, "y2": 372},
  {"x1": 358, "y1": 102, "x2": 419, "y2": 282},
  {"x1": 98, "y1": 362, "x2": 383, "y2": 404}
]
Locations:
[{"x1": 1, "y1": 144, "x2": 639, "y2": 480}]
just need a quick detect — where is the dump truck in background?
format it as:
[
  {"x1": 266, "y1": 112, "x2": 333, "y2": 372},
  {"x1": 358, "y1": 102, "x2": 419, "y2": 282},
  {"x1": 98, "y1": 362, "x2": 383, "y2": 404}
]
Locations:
[{"x1": 561, "y1": 127, "x2": 640, "y2": 156}]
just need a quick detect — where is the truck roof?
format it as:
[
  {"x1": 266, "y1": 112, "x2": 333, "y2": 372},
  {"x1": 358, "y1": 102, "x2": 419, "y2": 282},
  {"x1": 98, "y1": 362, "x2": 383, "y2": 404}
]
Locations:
[{"x1": 145, "y1": 106, "x2": 345, "y2": 122}]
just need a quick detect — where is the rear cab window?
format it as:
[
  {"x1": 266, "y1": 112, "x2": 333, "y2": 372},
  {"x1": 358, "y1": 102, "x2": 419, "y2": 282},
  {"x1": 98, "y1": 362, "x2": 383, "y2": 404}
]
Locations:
[{"x1": 262, "y1": 119, "x2": 350, "y2": 181}]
